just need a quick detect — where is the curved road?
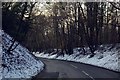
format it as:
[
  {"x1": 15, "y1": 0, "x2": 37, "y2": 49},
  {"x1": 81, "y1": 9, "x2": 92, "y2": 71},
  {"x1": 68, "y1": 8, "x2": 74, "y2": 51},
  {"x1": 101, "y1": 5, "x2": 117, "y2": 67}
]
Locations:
[{"x1": 33, "y1": 58, "x2": 120, "y2": 80}]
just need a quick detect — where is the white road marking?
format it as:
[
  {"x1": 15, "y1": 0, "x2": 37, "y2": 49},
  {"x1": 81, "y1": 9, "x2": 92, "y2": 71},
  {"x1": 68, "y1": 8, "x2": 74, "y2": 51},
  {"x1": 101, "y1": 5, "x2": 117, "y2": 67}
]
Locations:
[
  {"x1": 82, "y1": 71, "x2": 95, "y2": 80},
  {"x1": 70, "y1": 64, "x2": 78, "y2": 69}
]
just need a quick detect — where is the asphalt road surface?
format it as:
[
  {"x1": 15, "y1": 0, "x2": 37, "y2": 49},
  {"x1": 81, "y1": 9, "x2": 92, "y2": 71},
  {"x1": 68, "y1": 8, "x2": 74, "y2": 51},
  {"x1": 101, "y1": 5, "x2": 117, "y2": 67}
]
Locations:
[{"x1": 33, "y1": 58, "x2": 120, "y2": 80}]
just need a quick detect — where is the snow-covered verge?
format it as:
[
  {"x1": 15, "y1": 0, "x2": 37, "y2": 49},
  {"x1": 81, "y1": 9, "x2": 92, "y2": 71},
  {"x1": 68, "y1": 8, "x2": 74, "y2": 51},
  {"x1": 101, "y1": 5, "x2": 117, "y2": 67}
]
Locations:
[
  {"x1": 0, "y1": 30, "x2": 44, "y2": 79},
  {"x1": 0, "y1": 30, "x2": 2, "y2": 80},
  {"x1": 34, "y1": 44, "x2": 120, "y2": 72}
]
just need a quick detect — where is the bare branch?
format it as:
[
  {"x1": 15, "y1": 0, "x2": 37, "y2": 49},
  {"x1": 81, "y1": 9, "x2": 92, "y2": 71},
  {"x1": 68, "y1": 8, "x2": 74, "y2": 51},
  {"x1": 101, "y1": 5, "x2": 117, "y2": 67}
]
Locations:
[{"x1": 110, "y1": 2, "x2": 120, "y2": 10}]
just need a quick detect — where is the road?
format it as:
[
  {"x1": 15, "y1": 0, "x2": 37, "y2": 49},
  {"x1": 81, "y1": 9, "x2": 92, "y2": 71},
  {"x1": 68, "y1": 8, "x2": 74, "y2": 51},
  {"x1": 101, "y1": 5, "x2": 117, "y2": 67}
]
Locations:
[{"x1": 33, "y1": 58, "x2": 120, "y2": 80}]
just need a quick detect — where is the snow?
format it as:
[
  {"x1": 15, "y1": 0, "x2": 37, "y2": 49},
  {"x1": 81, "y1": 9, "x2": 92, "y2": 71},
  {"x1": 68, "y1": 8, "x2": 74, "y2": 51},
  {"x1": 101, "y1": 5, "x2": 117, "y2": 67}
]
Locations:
[
  {"x1": 0, "y1": 30, "x2": 2, "y2": 80},
  {"x1": 0, "y1": 30, "x2": 44, "y2": 79},
  {"x1": 34, "y1": 44, "x2": 120, "y2": 72}
]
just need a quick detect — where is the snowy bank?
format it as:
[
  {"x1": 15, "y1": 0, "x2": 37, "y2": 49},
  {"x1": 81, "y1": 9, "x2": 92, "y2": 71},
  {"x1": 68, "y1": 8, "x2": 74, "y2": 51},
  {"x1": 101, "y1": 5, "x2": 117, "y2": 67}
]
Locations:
[
  {"x1": 34, "y1": 44, "x2": 120, "y2": 72},
  {"x1": 0, "y1": 30, "x2": 2, "y2": 79},
  {"x1": 0, "y1": 30, "x2": 44, "y2": 79}
]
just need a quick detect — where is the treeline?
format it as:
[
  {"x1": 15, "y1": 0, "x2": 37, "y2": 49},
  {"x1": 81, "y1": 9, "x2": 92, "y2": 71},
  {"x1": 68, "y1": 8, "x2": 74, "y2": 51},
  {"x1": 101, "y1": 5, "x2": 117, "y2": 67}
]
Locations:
[{"x1": 2, "y1": 2, "x2": 120, "y2": 56}]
